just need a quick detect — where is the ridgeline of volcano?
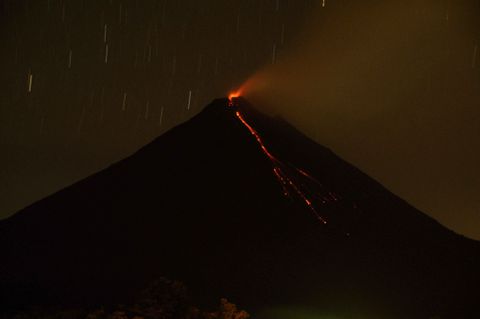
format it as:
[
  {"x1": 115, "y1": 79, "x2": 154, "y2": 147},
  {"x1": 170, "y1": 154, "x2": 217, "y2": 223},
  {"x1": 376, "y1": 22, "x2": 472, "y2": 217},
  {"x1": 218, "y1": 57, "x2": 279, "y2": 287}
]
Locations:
[{"x1": 1, "y1": 98, "x2": 479, "y2": 318}]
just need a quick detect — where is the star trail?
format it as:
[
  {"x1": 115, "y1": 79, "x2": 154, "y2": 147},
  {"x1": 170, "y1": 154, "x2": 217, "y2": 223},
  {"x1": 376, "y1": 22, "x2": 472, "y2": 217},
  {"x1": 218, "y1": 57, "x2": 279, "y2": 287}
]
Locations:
[{"x1": 0, "y1": 0, "x2": 316, "y2": 219}]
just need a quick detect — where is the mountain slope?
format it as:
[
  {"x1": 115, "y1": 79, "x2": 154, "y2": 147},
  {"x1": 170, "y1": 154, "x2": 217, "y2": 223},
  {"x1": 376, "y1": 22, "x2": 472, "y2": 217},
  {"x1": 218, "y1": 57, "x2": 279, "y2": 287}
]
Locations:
[{"x1": 1, "y1": 98, "x2": 479, "y2": 318}]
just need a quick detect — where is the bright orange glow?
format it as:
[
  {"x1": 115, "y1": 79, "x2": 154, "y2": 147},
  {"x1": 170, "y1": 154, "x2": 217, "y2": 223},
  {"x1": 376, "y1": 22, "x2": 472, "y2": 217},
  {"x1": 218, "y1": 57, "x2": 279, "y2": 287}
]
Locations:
[
  {"x1": 228, "y1": 90, "x2": 242, "y2": 106},
  {"x1": 229, "y1": 92, "x2": 241, "y2": 100}
]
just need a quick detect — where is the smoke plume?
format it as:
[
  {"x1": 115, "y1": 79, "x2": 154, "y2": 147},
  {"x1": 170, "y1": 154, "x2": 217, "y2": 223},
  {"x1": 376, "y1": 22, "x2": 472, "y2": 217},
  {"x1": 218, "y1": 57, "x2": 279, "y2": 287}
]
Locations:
[{"x1": 242, "y1": 0, "x2": 480, "y2": 239}]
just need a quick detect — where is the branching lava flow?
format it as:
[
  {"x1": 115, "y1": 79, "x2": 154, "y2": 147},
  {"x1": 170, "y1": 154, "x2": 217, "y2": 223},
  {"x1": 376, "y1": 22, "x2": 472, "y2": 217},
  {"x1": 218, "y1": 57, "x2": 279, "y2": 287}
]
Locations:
[{"x1": 229, "y1": 96, "x2": 342, "y2": 225}]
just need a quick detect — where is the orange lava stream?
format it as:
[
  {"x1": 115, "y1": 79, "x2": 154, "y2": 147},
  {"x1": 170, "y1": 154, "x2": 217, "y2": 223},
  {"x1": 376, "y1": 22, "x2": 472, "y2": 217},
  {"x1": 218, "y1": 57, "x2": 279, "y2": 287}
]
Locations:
[{"x1": 235, "y1": 110, "x2": 329, "y2": 225}]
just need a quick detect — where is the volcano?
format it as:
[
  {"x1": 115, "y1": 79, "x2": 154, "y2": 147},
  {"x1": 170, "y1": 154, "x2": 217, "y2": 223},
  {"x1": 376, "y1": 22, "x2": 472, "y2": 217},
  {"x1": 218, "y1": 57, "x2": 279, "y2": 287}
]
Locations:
[{"x1": 1, "y1": 98, "x2": 479, "y2": 318}]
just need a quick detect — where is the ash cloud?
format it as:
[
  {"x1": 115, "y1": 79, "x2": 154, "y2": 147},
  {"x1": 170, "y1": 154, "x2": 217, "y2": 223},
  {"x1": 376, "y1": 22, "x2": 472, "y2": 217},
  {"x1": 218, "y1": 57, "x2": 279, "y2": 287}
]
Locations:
[{"x1": 242, "y1": 0, "x2": 480, "y2": 239}]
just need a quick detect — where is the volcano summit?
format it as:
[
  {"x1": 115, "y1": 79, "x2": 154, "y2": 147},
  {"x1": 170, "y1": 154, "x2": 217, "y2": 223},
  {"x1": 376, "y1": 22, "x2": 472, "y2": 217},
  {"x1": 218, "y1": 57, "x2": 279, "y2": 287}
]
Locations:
[{"x1": 1, "y1": 98, "x2": 479, "y2": 318}]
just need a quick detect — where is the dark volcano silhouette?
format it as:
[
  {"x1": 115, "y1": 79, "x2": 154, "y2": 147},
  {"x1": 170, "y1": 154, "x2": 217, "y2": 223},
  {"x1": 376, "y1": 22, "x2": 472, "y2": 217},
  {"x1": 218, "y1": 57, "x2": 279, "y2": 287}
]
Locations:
[{"x1": 1, "y1": 98, "x2": 479, "y2": 318}]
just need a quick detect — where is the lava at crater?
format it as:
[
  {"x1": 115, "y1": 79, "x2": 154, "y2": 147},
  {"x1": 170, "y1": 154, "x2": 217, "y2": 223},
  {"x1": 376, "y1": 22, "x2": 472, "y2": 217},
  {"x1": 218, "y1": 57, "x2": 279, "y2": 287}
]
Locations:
[{"x1": 228, "y1": 96, "x2": 344, "y2": 225}]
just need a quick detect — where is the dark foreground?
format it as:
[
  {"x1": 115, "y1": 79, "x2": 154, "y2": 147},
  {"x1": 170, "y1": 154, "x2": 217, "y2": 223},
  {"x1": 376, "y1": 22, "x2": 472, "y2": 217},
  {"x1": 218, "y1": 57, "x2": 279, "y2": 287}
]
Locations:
[{"x1": 1, "y1": 98, "x2": 479, "y2": 318}]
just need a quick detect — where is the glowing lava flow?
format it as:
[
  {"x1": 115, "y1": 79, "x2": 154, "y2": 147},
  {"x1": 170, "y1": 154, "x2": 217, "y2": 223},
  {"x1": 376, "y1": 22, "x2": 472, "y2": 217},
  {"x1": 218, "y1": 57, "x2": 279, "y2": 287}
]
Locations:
[{"x1": 234, "y1": 108, "x2": 333, "y2": 225}]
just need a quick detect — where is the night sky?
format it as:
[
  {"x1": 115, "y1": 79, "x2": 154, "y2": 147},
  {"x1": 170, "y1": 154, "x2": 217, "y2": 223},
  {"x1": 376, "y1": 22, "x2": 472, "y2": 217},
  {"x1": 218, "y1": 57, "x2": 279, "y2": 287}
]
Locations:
[
  {"x1": 0, "y1": 0, "x2": 314, "y2": 222},
  {"x1": 1, "y1": 0, "x2": 479, "y2": 239},
  {"x1": 244, "y1": 0, "x2": 480, "y2": 239}
]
